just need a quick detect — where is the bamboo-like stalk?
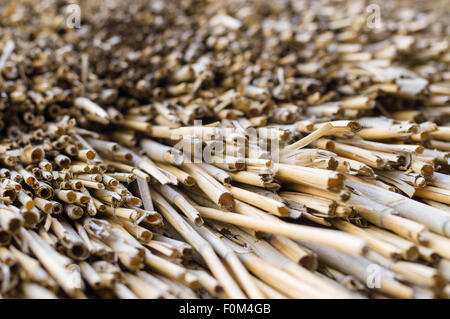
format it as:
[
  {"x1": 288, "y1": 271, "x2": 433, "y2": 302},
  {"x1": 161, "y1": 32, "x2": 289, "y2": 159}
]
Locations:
[
  {"x1": 302, "y1": 242, "x2": 413, "y2": 299},
  {"x1": 189, "y1": 269, "x2": 223, "y2": 296},
  {"x1": 251, "y1": 276, "x2": 288, "y2": 299},
  {"x1": 287, "y1": 183, "x2": 351, "y2": 201},
  {"x1": 268, "y1": 234, "x2": 318, "y2": 270},
  {"x1": 190, "y1": 222, "x2": 263, "y2": 299},
  {"x1": 20, "y1": 229, "x2": 82, "y2": 297},
  {"x1": 342, "y1": 191, "x2": 425, "y2": 242},
  {"x1": 364, "y1": 226, "x2": 419, "y2": 261},
  {"x1": 152, "y1": 233, "x2": 193, "y2": 257},
  {"x1": 321, "y1": 139, "x2": 384, "y2": 168},
  {"x1": 143, "y1": 249, "x2": 187, "y2": 282},
  {"x1": 366, "y1": 250, "x2": 444, "y2": 288},
  {"x1": 137, "y1": 271, "x2": 173, "y2": 297},
  {"x1": 197, "y1": 163, "x2": 231, "y2": 185},
  {"x1": 121, "y1": 220, "x2": 153, "y2": 242},
  {"x1": 281, "y1": 123, "x2": 334, "y2": 153},
  {"x1": 140, "y1": 138, "x2": 184, "y2": 166},
  {"x1": 74, "y1": 97, "x2": 109, "y2": 123},
  {"x1": 100, "y1": 206, "x2": 141, "y2": 223},
  {"x1": 319, "y1": 266, "x2": 366, "y2": 294},
  {"x1": 234, "y1": 248, "x2": 322, "y2": 298},
  {"x1": 145, "y1": 239, "x2": 179, "y2": 259},
  {"x1": 153, "y1": 183, "x2": 202, "y2": 225},
  {"x1": 420, "y1": 232, "x2": 450, "y2": 260},
  {"x1": 230, "y1": 200, "x2": 317, "y2": 269},
  {"x1": 22, "y1": 283, "x2": 57, "y2": 299},
  {"x1": 224, "y1": 225, "x2": 352, "y2": 298},
  {"x1": 336, "y1": 156, "x2": 374, "y2": 177},
  {"x1": 331, "y1": 220, "x2": 403, "y2": 259},
  {"x1": 228, "y1": 171, "x2": 279, "y2": 190},
  {"x1": 430, "y1": 126, "x2": 450, "y2": 141},
  {"x1": 51, "y1": 217, "x2": 90, "y2": 260},
  {"x1": 0, "y1": 207, "x2": 23, "y2": 233},
  {"x1": 122, "y1": 272, "x2": 163, "y2": 299},
  {"x1": 181, "y1": 163, "x2": 234, "y2": 209},
  {"x1": 282, "y1": 192, "x2": 336, "y2": 216},
  {"x1": 106, "y1": 173, "x2": 136, "y2": 183},
  {"x1": 79, "y1": 261, "x2": 102, "y2": 290},
  {"x1": 195, "y1": 205, "x2": 366, "y2": 255},
  {"x1": 155, "y1": 163, "x2": 195, "y2": 186},
  {"x1": 0, "y1": 0, "x2": 449, "y2": 300},
  {"x1": 151, "y1": 189, "x2": 245, "y2": 298},
  {"x1": 101, "y1": 232, "x2": 143, "y2": 271},
  {"x1": 339, "y1": 138, "x2": 423, "y2": 154},
  {"x1": 10, "y1": 246, "x2": 51, "y2": 284},
  {"x1": 415, "y1": 186, "x2": 450, "y2": 205},
  {"x1": 103, "y1": 159, "x2": 150, "y2": 182},
  {"x1": 132, "y1": 153, "x2": 177, "y2": 185}
]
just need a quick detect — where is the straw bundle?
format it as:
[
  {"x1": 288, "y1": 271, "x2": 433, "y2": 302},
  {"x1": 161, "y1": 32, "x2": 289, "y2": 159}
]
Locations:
[{"x1": 0, "y1": 0, "x2": 449, "y2": 299}]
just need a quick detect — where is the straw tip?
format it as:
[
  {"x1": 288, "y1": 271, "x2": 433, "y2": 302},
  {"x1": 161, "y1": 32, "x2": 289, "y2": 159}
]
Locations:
[{"x1": 218, "y1": 192, "x2": 234, "y2": 209}]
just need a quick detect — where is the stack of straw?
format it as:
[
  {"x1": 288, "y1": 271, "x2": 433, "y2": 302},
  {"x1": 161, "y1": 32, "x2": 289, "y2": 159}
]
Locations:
[{"x1": 0, "y1": 0, "x2": 449, "y2": 298}]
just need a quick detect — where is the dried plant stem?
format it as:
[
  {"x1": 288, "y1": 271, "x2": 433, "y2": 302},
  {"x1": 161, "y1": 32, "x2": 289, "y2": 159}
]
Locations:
[
  {"x1": 346, "y1": 177, "x2": 450, "y2": 237},
  {"x1": 274, "y1": 164, "x2": 343, "y2": 190},
  {"x1": 182, "y1": 163, "x2": 234, "y2": 209},
  {"x1": 196, "y1": 205, "x2": 367, "y2": 255},
  {"x1": 226, "y1": 184, "x2": 288, "y2": 217},
  {"x1": 152, "y1": 190, "x2": 245, "y2": 298}
]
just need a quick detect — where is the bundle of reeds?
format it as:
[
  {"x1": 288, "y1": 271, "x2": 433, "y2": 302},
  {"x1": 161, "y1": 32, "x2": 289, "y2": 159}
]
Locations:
[{"x1": 0, "y1": 0, "x2": 449, "y2": 299}]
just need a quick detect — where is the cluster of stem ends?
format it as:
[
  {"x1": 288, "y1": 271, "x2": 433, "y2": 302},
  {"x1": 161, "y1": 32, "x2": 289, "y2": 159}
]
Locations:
[{"x1": 0, "y1": 0, "x2": 449, "y2": 298}]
